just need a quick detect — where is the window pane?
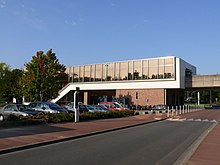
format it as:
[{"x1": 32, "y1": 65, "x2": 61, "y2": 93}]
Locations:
[
  {"x1": 107, "y1": 63, "x2": 114, "y2": 81},
  {"x1": 95, "y1": 64, "x2": 102, "y2": 81},
  {"x1": 91, "y1": 65, "x2": 95, "y2": 82},
  {"x1": 115, "y1": 62, "x2": 120, "y2": 80},
  {"x1": 79, "y1": 66, "x2": 84, "y2": 82},
  {"x1": 158, "y1": 59, "x2": 164, "y2": 79},
  {"x1": 128, "y1": 61, "x2": 133, "y2": 80},
  {"x1": 165, "y1": 58, "x2": 174, "y2": 78},
  {"x1": 120, "y1": 62, "x2": 128, "y2": 80},
  {"x1": 149, "y1": 59, "x2": 158, "y2": 79},
  {"x1": 133, "y1": 60, "x2": 142, "y2": 80},
  {"x1": 73, "y1": 66, "x2": 79, "y2": 82},
  {"x1": 102, "y1": 64, "x2": 108, "y2": 81},
  {"x1": 142, "y1": 60, "x2": 148, "y2": 79},
  {"x1": 84, "y1": 65, "x2": 90, "y2": 82}
]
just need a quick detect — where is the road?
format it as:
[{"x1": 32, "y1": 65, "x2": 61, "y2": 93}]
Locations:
[{"x1": 0, "y1": 120, "x2": 214, "y2": 165}]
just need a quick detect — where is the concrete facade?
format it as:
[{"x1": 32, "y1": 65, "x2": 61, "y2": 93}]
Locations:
[{"x1": 186, "y1": 74, "x2": 220, "y2": 88}]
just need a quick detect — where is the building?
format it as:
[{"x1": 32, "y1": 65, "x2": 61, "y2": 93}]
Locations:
[{"x1": 52, "y1": 56, "x2": 196, "y2": 107}]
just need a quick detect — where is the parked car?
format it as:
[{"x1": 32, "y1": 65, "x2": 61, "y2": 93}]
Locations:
[
  {"x1": 63, "y1": 102, "x2": 89, "y2": 113},
  {"x1": 99, "y1": 102, "x2": 129, "y2": 111},
  {"x1": 94, "y1": 105, "x2": 110, "y2": 112},
  {"x1": 28, "y1": 102, "x2": 68, "y2": 113},
  {"x1": 0, "y1": 104, "x2": 31, "y2": 120},
  {"x1": 0, "y1": 109, "x2": 5, "y2": 121},
  {"x1": 152, "y1": 104, "x2": 168, "y2": 110},
  {"x1": 86, "y1": 105, "x2": 97, "y2": 113},
  {"x1": 211, "y1": 104, "x2": 220, "y2": 109},
  {"x1": 84, "y1": 105, "x2": 110, "y2": 113}
]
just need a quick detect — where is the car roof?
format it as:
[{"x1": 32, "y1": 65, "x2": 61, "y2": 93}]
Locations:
[{"x1": 100, "y1": 102, "x2": 116, "y2": 104}]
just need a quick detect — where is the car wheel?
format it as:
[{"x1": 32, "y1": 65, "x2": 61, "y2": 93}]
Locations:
[{"x1": 0, "y1": 115, "x2": 4, "y2": 121}]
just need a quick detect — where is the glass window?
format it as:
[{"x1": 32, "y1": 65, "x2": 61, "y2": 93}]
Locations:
[
  {"x1": 120, "y1": 62, "x2": 128, "y2": 80},
  {"x1": 158, "y1": 59, "x2": 164, "y2": 79},
  {"x1": 128, "y1": 61, "x2": 133, "y2": 80},
  {"x1": 149, "y1": 59, "x2": 158, "y2": 79},
  {"x1": 84, "y1": 65, "x2": 90, "y2": 82},
  {"x1": 115, "y1": 62, "x2": 120, "y2": 80},
  {"x1": 90, "y1": 65, "x2": 95, "y2": 82},
  {"x1": 164, "y1": 58, "x2": 174, "y2": 78},
  {"x1": 79, "y1": 66, "x2": 84, "y2": 82},
  {"x1": 102, "y1": 64, "x2": 108, "y2": 81},
  {"x1": 73, "y1": 66, "x2": 79, "y2": 82},
  {"x1": 142, "y1": 60, "x2": 148, "y2": 80},
  {"x1": 71, "y1": 57, "x2": 176, "y2": 83},
  {"x1": 95, "y1": 64, "x2": 102, "y2": 81},
  {"x1": 133, "y1": 60, "x2": 142, "y2": 80},
  {"x1": 107, "y1": 63, "x2": 114, "y2": 81},
  {"x1": 4, "y1": 105, "x2": 15, "y2": 111}
]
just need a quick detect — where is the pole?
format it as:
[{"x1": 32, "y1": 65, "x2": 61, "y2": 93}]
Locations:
[{"x1": 74, "y1": 87, "x2": 80, "y2": 122}]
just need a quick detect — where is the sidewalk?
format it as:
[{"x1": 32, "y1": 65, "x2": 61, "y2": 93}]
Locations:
[
  {"x1": 0, "y1": 113, "x2": 167, "y2": 154},
  {"x1": 180, "y1": 110, "x2": 220, "y2": 165},
  {"x1": 186, "y1": 123, "x2": 220, "y2": 165}
]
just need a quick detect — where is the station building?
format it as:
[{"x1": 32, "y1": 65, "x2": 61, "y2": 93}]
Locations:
[{"x1": 52, "y1": 56, "x2": 196, "y2": 107}]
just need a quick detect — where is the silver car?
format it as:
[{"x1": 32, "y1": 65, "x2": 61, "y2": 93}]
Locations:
[
  {"x1": 0, "y1": 109, "x2": 4, "y2": 121},
  {"x1": 28, "y1": 102, "x2": 68, "y2": 113},
  {"x1": 1, "y1": 104, "x2": 29, "y2": 120}
]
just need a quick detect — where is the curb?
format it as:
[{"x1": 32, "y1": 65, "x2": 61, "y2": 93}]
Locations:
[
  {"x1": 0, "y1": 118, "x2": 168, "y2": 155},
  {"x1": 173, "y1": 122, "x2": 218, "y2": 165}
]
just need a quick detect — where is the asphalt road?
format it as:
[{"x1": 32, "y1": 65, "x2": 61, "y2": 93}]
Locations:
[{"x1": 0, "y1": 120, "x2": 213, "y2": 165}]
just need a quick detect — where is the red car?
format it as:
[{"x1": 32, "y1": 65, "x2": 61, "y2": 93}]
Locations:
[{"x1": 99, "y1": 102, "x2": 128, "y2": 111}]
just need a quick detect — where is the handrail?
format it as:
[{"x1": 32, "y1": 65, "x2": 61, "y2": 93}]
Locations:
[{"x1": 58, "y1": 83, "x2": 72, "y2": 94}]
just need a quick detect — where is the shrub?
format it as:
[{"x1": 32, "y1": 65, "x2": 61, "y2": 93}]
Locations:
[
  {"x1": 0, "y1": 110, "x2": 135, "y2": 129},
  {"x1": 80, "y1": 110, "x2": 135, "y2": 121}
]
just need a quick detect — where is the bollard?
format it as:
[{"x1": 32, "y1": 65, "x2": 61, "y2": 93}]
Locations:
[
  {"x1": 167, "y1": 107, "x2": 170, "y2": 117},
  {"x1": 172, "y1": 106, "x2": 174, "y2": 117}
]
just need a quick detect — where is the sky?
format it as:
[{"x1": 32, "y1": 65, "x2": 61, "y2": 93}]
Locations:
[{"x1": 0, "y1": 0, "x2": 220, "y2": 75}]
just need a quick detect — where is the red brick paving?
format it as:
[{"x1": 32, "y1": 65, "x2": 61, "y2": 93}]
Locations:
[
  {"x1": 178, "y1": 110, "x2": 220, "y2": 165},
  {"x1": 186, "y1": 118, "x2": 220, "y2": 165}
]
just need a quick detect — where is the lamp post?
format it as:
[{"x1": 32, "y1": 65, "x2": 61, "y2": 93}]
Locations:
[
  {"x1": 136, "y1": 92, "x2": 138, "y2": 110},
  {"x1": 74, "y1": 87, "x2": 80, "y2": 122}
]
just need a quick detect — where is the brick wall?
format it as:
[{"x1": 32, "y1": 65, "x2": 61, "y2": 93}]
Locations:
[{"x1": 116, "y1": 89, "x2": 165, "y2": 106}]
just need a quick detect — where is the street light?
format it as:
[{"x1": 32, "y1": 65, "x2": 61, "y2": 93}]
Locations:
[{"x1": 74, "y1": 87, "x2": 80, "y2": 122}]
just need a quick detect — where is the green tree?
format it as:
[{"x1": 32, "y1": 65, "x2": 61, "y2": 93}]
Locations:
[
  {"x1": 21, "y1": 49, "x2": 68, "y2": 101},
  {"x1": 0, "y1": 62, "x2": 10, "y2": 102}
]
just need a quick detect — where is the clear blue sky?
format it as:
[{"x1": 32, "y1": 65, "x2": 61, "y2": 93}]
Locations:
[{"x1": 0, "y1": 0, "x2": 220, "y2": 75}]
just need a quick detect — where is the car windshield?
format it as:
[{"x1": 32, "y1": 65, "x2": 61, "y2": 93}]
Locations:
[
  {"x1": 114, "y1": 103, "x2": 122, "y2": 108},
  {"x1": 87, "y1": 105, "x2": 94, "y2": 110},
  {"x1": 17, "y1": 105, "x2": 29, "y2": 111},
  {"x1": 96, "y1": 105, "x2": 108, "y2": 110},
  {"x1": 47, "y1": 103, "x2": 62, "y2": 110}
]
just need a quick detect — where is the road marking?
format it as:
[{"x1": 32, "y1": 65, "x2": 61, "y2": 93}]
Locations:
[{"x1": 167, "y1": 118, "x2": 218, "y2": 123}]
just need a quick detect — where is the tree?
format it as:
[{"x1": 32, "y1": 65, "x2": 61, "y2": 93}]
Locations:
[
  {"x1": 0, "y1": 62, "x2": 10, "y2": 102},
  {"x1": 4, "y1": 69, "x2": 23, "y2": 103},
  {"x1": 21, "y1": 49, "x2": 68, "y2": 101}
]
